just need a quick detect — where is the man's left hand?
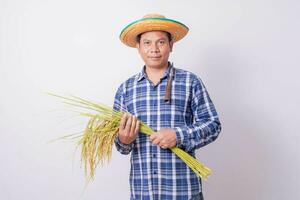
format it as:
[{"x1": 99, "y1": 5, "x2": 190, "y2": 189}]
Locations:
[{"x1": 150, "y1": 128, "x2": 177, "y2": 149}]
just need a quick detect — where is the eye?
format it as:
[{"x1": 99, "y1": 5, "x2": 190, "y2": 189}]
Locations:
[
  {"x1": 159, "y1": 40, "x2": 165, "y2": 45},
  {"x1": 144, "y1": 41, "x2": 150, "y2": 45}
]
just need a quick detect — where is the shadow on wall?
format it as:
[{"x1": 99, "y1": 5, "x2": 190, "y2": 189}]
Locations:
[{"x1": 192, "y1": 45, "x2": 281, "y2": 200}]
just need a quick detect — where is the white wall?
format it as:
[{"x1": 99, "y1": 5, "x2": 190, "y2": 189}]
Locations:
[{"x1": 1, "y1": 0, "x2": 299, "y2": 199}]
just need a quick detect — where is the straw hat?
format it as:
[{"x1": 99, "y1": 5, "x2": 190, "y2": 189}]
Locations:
[{"x1": 119, "y1": 13, "x2": 189, "y2": 48}]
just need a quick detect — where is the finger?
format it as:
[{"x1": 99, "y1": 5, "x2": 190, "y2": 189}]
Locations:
[
  {"x1": 125, "y1": 114, "x2": 132, "y2": 134},
  {"x1": 120, "y1": 113, "x2": 128, "y2": 130},
  {"x1": 149, "y1": 133, "x2": 157, "y2": 142},
  {"x1": 130, "y1": 116, "x2": 136, "y2": 137},
  {"x1": 158, "y1": 139, "x2": 167, "y2": 149},
  {"x1": 152, "y1": 137, "x2": 161, "y2": 145},
  {"x1": 134, "y1": 120, "x2": 140, "y2": 135}
]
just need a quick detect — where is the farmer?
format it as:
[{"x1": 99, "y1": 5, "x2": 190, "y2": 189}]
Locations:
[{"x1": 113, "y1": 13, "x2": 221, "y2": 200}]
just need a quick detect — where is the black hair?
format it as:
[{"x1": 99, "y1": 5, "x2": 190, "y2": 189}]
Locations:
[{"x1": 136, "y1": 31, "x2": 172, "y2": 43}]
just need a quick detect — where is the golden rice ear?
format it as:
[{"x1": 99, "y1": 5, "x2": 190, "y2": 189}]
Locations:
[{"x1": 49, "y1": 93, "x2": 212, "y2": 184}]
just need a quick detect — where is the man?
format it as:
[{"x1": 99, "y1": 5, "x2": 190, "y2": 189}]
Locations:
[{"x1": 113, "y1": 13, "x2": 221, "y2": 200}]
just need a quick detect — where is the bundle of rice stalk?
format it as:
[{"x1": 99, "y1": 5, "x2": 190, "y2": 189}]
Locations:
[{"x1": 49, "y1": 93, "x2": 212, "y2": 183}]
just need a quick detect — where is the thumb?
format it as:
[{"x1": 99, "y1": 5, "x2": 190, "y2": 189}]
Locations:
[{"x1": 149, "y1": 132, "x2": 157, "y2": 141}]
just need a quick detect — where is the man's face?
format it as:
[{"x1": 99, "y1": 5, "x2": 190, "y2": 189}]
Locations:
[{"x1": 136, "y1": 31, "x2": 173, "y2": 69}]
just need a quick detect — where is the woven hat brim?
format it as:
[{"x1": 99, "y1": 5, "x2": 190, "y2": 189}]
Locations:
[{"x1": 120, "y1": 18, "x2": 189, "y2": 48}]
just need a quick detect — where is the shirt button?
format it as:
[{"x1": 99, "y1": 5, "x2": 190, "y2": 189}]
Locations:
[
  {"x1": 152, "y1": 154, "x2": 156, "y2": 158},
  {"x1": 153, "y1": 170, "x2": 157, "y2": 174}
]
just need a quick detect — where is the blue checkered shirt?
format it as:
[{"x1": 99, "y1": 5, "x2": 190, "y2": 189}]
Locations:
[{"x1": 113, "y1": 63, "x2": 221, "y2": 200}]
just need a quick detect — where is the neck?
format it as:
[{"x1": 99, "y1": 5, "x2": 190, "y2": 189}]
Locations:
[{"x1": 145, "y1": 62, "x2": 169, "y2": 82}]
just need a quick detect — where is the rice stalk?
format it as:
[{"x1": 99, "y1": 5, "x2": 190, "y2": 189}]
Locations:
[{"x1": 48, "y1": 93, "x2": 212, "y2": 182}]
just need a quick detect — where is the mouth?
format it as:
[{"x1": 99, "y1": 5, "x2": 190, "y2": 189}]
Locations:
[{"x1": 149, "y1": 56, "x2": 162, "y2": 59}]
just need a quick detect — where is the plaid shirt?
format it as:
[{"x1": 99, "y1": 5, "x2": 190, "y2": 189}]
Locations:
[{"x1": 113, "y1": 63, "x2": 221, "y2": 200}]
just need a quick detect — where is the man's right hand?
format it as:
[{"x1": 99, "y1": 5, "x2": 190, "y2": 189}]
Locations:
[{"x1": 118, "y1": 113, "x2": 140, "y2": 145}]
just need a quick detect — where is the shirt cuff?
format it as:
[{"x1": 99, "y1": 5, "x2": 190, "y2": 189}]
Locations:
[
  {"x1": 115, "y1": 136, "x2": 134, "y2": 151},
  {"x1": 175, "y1": 127, "x2": 187, "y2": 148}
]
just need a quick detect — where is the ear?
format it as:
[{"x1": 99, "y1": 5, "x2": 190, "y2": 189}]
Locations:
[
  {"x1": 136, "y1": 43, "x2": 141, "y2": 54},
  {"x1": 169, "y1": 41, "x2": 174, "y2": 52}
]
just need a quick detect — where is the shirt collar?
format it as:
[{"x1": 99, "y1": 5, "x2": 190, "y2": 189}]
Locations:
[{"x1": 136, "y1": 62, "x2": 173, "y2": 82}]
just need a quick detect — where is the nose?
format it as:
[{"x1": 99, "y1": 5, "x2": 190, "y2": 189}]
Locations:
[{"x1": 149, "y1": 43, "x2": 159, "y2": 53}]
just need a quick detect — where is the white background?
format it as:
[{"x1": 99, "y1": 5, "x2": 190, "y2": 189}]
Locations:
[{"x1": 1, "y1": 0, "x2": 299, "y2": 199}]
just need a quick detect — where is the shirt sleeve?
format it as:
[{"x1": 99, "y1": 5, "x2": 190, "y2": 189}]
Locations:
[
  {"x1": 174, "y1": 76, "x2": 222, "y2": 152},
  {"x1": 113, "y1": 83, "x2": 135, "y2": 155}
]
